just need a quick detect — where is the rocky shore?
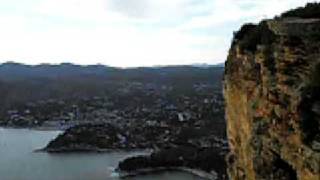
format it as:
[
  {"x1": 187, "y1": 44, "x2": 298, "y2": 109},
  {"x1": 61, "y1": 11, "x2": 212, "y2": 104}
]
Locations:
[
  {"x1": 118, "y1": 167, "x2": 218, "y2": 180},
  {"x1": 42, "y1": 120, "x2": 229, "y2": 178},
  {"x1": 117, "y1": 146, "x2": 227, "y2": 179}
]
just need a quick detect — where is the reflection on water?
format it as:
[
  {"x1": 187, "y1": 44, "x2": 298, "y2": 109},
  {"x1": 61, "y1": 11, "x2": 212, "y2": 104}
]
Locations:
[{"x1": 0, "y1": 128, "x2": 205, "y2": 180}]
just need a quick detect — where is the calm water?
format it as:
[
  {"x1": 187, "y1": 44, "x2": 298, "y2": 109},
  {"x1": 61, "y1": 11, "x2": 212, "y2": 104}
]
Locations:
[{"x1": 0, "y1": 128, "x2": 205, "y2": 180}]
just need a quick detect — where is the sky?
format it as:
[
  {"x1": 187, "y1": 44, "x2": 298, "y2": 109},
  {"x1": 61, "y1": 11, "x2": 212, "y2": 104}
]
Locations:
[{"x1": 0, "y1": 0, "x2": 318, "y2": 67}]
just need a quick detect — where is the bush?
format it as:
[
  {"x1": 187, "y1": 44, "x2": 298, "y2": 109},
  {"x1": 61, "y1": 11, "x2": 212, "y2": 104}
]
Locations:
[
  {"x1": 281, "y1": 3, "x2": 320, "y2": 19},
  {"x1": 234, "y1": 22, "x2": 276, "y2": 53}
]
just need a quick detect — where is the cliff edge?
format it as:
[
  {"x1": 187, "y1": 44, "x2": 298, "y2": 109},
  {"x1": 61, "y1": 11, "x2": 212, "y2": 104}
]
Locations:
[{"x1": 224, "y1": 3, "x2": 320, "y2": 180}]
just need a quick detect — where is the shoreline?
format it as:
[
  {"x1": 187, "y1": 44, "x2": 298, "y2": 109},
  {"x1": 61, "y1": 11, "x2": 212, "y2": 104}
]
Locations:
[
  {"x1": 118, "y1": 167, "x2": 218, "y2": 180},
  {"x1": 0, "y1": 126, "x2": 64, "y2": 132},
  {"x1": 34, "y1": 147, "x2": 153, "y2": 154},
  {"x1": 2, "y1": 126, "x2": 223, "y2": 179}
]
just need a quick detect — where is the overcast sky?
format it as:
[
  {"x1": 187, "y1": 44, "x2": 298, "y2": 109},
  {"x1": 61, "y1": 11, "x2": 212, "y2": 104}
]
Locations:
[{"x1": 0, "y1": 0, "x2": 317, "y2": 67}]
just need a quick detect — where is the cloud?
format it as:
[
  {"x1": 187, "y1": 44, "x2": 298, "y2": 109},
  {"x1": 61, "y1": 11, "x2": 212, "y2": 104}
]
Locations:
[
  {"x1": 0, "y1": 0, "x2": 318, "y2": 67},
  {"x1": 179, "y1": 0, "x2": 317, "y2": 30},
  {"x1": 0, "y1": 16, "x2": 224, "y2": 66},
  {"x1": 105, "y1": 0, "x2": 190, "y2": 20},
  {"x1": 106, "y1": 0, "x2": 150, "y2": 18}
]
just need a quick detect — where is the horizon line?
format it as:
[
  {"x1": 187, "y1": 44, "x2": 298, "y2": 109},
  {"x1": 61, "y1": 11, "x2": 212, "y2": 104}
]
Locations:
[{"x1": 0, "y1": 61, "x2": 225, "y2": 69}]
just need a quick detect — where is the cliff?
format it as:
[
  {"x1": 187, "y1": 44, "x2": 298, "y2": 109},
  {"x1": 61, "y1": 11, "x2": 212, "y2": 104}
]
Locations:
[{"x1": 224, "y1": 4, "x2": 320, "y2": 180}]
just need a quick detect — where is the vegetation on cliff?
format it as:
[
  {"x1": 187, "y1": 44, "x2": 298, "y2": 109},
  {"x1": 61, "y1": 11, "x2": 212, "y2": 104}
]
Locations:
[
  {"x1": 281, "y1": 3, "x2": 320, "y2": 19},
  {"x1": 232, "y1": 22, "x2": 276, "y2": 53}
]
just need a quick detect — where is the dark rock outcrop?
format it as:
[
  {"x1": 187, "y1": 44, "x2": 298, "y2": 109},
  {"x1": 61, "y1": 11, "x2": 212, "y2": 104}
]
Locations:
[
  {"x1": 117, "y1": 146, "x2": 227, "y2": 179},
  {"x1": 224, "y1": 3, "x2": 320, "y2": 180}
]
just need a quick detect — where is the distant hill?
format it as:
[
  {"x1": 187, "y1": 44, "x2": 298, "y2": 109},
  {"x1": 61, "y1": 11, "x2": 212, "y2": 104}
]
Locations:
[
  {"x1": 0, "y1": 62, "x2": 224, "y2": 81},
  {"x1": 0, "y1": 62, "x2": 115, "y2": 80},
  {"x1": 0, "y1": 62, "x2": 224, "y2": 115},
  {"x1": 191, "y1": 63, "x2": 225, "y2": 68}
]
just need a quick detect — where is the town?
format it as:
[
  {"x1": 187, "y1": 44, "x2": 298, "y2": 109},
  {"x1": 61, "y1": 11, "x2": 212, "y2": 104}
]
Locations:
[
  {"x1": 2, "y1": 81, "x2": 224, "y2": 135},
  {"x1": 0, "y1": 64, "x2": 228, "y2": 178}
]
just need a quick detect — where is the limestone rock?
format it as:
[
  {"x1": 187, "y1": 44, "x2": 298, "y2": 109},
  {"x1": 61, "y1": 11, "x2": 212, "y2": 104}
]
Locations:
[{"x1": 224, "y1": 3, "x2": 320, "y2": 180}]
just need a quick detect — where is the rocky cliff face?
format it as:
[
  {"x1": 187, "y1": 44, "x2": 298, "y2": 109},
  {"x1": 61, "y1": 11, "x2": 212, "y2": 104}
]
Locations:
[{"x1": 224, "y1": 5, "x2": 320, "y2": 180}]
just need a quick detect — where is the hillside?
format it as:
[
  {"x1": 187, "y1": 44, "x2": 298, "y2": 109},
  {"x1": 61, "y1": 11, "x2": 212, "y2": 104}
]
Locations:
[{"x1": 0, "y1": 63, "x2": 224, "y2": 130}]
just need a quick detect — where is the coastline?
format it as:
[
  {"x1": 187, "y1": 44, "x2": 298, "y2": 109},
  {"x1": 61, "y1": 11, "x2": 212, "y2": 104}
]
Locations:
[
  {"x1": 0, "y1": 126, "x2": 63, "y2": 131},
  {"x1": 35, "y1": 146, "x2": 152, "y2": 154},
  {"x1": 118, "y1": 167, "x2": 218, "y2": 180}
]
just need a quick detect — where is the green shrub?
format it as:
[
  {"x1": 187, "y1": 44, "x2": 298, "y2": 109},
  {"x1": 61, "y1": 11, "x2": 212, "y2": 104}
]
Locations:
[
  {"x1": 234, "y1": 22, "x2": 276, "y2": 53},
  {"x1": 281, "y1": 3, "x2": 320, "y2": 19}
]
